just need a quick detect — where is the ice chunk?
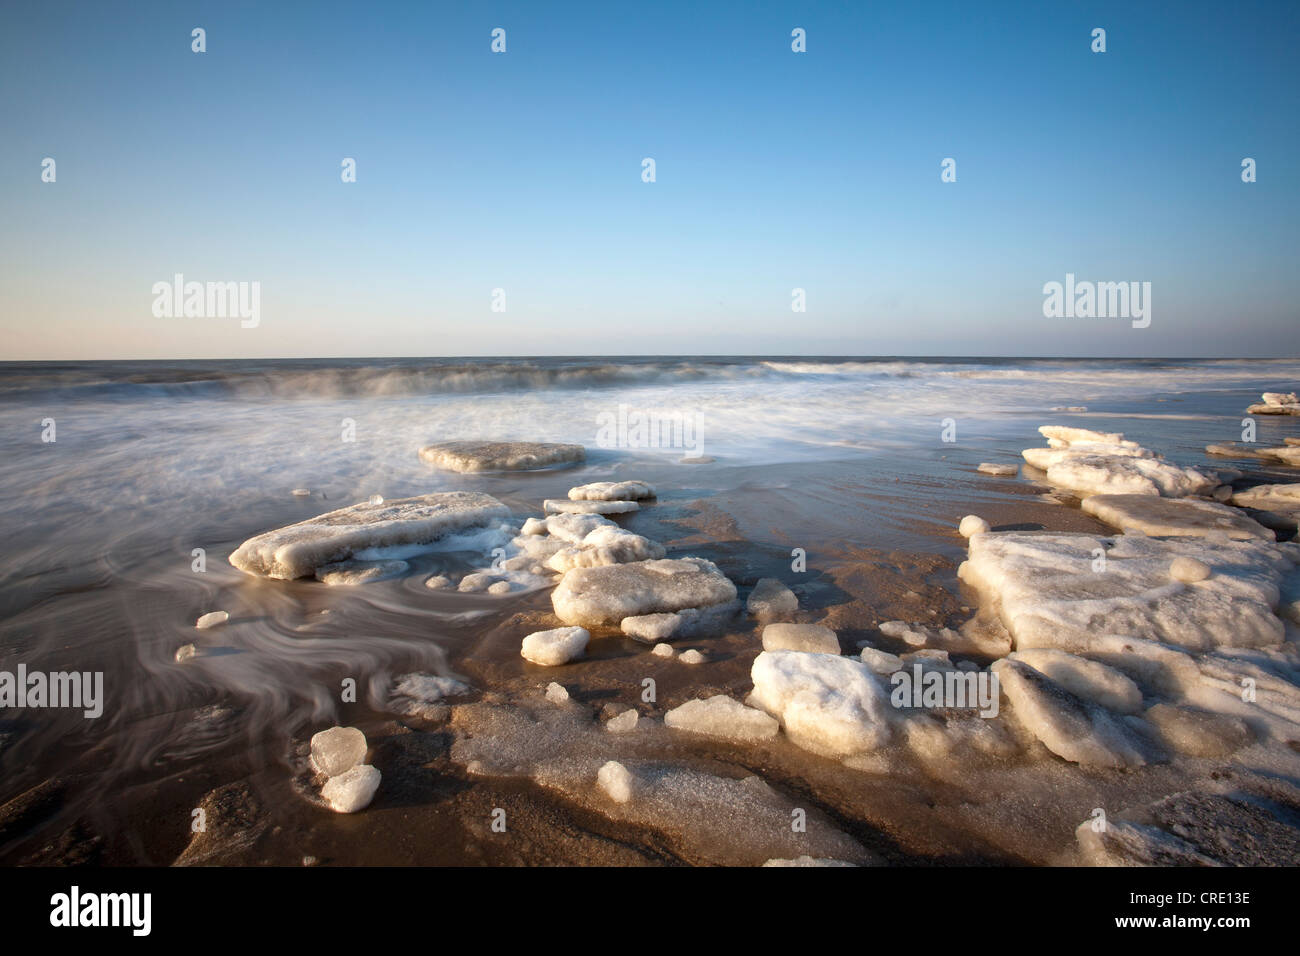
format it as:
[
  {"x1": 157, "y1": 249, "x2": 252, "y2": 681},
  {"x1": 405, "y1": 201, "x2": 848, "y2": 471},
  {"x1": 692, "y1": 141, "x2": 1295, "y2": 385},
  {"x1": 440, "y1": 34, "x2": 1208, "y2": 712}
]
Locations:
[
  {"x1": 1231, "y1": 483, "x2": 1300, "y2": 513},
  {"x1": 977, "y1": 462, "x2": 1019, "y2": 476},
  {"x1": 367, "y1": 494, "x2": 384, "y2": 506},
  {"x1": 545, "y1": 681, "x2": 570, "y2": 703},
  {"x1": 424, "y1": 574, "x2": 452, "y2": 589},
  {"x1": 315, "y1": 558, "x2": 409, "y2": 585},
  {"x1": 747, "y1": 578, "x2": 799, "y2": 622},
  {"x1": 749, "y1": 651, "x2": 892, "y2": 758},
  {"x1": 651, "y1": 643, "x2": 674, "y2": 658},
  {"x1": 567, "y1": 480, "x2": 656, "y2": 501},
  {"x1": 858, "y1": 645, "x2": 904, "y2": 674},
  {"x1": 544, "y1": 499, "x2": 639, "y2": 516},
  {"x1": 606, "y1": 709, "x2": 639, "y2": 733},
  {"x1": 959, "y1": 515, "x2": 990, "y2": 538},
  {"x1": 597, "y1": 760, "x2": 634, "y2": 803},
  {"x1": 230, "y1": 492, "x2": 509, "y2": 579},
  {"x1": 310, "y1": 726, "x2": 368, "y2": 777},
  {"x1": 552, "y1": 557, "x2": 737, "y2": 626},
  {"x1": 1046, "y1": 455, "x2": 1216, "y2": 498},
  {"x1": 958, "y1": 531, "x2": 1290, "y2": 653},
  {"x1": 521, "y1": 626, "x2": 589, "y2": 666},
  {"x1": 678, "y1": 649, "x2": 707, "y2": 664},
  {"x1": 664, "y1": 695, "x2": 779, "y2": 741},
  {"x1": 520, "y1": 517, "x2": 548, "y2": 535},
  {"x1": 1263, "y1": 391, "x2": 1299, "y2": 406},
  {"x1": 195, "y1": 611, "x2": 228, "y2": 629},
  {"x1": 291, "y1": 488, "x2": 311, "y2": 497},
  {"x1": 621, "y1": 600, "x2": 739, "y2": 642},
  {"x1": 761, "y1": 622, "x2": 840, "y2": 654},
  {"x1": 1006, "y1": 649, "x2": 1143, "y2": 714},
  {"x1": 321, "y1": 764, "x2": 380, "y2": 813},
  {"x1": 418, "y1": 440, "x2": 585, "y2": 473},
  {"x1": 544, "y1": 512, "x2": 617, "y2": 542},
  {"x1": 175, "y1": 643, "x2": 199, "y2": 662},
  {"x1": 1142, "y1": 703, "x2": 1252, "y2": 757},
  {"x1": 990, "y1": 660, "x2": 1148, "y2": 768},
  {"x1": 1080, "y1": 494, "x2": 1272, "y2": 540},
  {"x1": 545, "y1": 525, "x2": 666, "y2": 573}
]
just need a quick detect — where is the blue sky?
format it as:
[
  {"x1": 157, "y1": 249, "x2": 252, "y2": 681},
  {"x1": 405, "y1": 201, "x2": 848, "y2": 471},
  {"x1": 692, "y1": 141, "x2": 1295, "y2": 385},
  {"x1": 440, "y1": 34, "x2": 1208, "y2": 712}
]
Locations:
[{"x1": 1, "y1": 0, "x2": 1296, "y2": 359}]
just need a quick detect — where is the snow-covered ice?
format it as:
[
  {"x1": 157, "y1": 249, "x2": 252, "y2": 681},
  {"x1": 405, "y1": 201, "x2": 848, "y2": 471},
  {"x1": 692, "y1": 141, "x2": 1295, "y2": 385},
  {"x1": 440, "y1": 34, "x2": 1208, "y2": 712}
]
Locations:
[
  {"x1": 749, "y1": 650, "x2": 892, "y2": 758},
  {"x1": 230, "y1": 492, "x2": 509, "y2": 579},
  {"x1": 1080, "y1": 494, "x2": 1271, "y2": 540},
  {"x1": 567, "y1": 480, "x2": 656, "y2": 501},
  {"x1": 543, "y1": 498, "x2": 640, "y2": 516},
  {"x1": 552, "y1": 557, "x2": 737, "y2": 627}
]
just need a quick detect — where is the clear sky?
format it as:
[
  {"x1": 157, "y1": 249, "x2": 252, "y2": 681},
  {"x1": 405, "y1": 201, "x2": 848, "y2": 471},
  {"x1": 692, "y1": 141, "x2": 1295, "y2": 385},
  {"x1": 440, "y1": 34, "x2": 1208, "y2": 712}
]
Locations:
[{"x1": 1, "y1": 0, "x2": 1296, "y2": 360}]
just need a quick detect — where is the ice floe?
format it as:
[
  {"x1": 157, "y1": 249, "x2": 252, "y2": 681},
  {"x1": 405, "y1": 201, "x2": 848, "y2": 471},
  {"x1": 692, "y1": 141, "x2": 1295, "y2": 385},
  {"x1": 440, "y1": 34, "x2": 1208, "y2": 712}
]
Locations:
[
  {"x1": 418, "y1": 440, "x2": 585, "y2": 472},
  {"x1": 1023, "y1": 426, "x2": 1215, "y2": 497},
  {"x1": 552, "y1": 557, "x2": 737, "y2": 627},
  {"x1": 959, "y1": 531, "x2": 1294, "y2": 653},
  {"x1": 1080, "y1": 494, "x2": 1272, "y2": 540},
  {"x1": 230, "y1": 492, "x2": 509, "y2": 579},
  {"x1": 543, "y1": 498, "x2": 640, "y2": 516}
]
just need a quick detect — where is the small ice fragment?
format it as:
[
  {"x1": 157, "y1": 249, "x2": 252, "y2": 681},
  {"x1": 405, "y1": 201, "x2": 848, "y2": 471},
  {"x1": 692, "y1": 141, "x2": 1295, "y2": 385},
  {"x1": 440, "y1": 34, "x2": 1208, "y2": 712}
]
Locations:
[
  {"x1": 761, "y1": 622, "x2": 839, "y2": 654},
  {"x1": 762, "y1": 857, "x2": 856, "y2": 867},
  {"x1": 747, "y1": 578, "x2": 799, "y2": 622},
  {"x1": 959, "y1": 515, "x2": 991, "y2": 538},
  {"x1": 175, "y1": 643, "x2": 198, "y2": 662},
  {"x1": 521, "y1": 517, "x2": 548, "y2": 535},
  {"x1": 368, "y1": 494, "x2": 384, "y2": 505},
  {"x1": 425, "y1": 574, "x2": 452, "y2": 589},
  {"x1": 858, "y1": 646, "x2": 903, "y2": 674},
  {"x1": 679, "y1": 649, "x2": 707, "y2": 664},
  {"x1": 195, "y1": 611, "x2": 228, "y2": 629},
  {"x1": 977, "y1": 463, "x2": 1018, "y2": 477},
  {"x1": 291, "y1": 488, "x2": 311, "y2": 497},
  {"x1": 606, "y1": 709, "x2": 639, "y2": 733},
  {"x1": 1170, "y1": 556, "x2": 1211, "y2": 583},
  {"x1": 651, "y1": 643, "x2": 674, "y2": 658},
  {"x1": 520, "y1": 626, "x2": 590, "y2": 666},
  {"x1": 597, "y1": 760, "x2": 634, "y2": 803},
  {"x1": 545, "y1": 681, "x2": 570, "y2": 703},
  {"x1": 487, "y1": 581, "x2": 512, "y2": 595},
  {"x1": 321, "y1": 764, "x2": 381, "y2": 813},
  {"x1": 664, "y1": 695, "x2": 779, "y2": 741},
  {"x1": 310, "y1": 726, "x2": 368, "y2": 777}
]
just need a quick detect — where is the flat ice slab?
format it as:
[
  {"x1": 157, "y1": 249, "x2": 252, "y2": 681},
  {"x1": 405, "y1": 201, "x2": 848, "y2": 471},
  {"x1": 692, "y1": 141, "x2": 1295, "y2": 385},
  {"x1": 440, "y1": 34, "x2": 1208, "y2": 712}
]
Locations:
[
  {"x1": 552, "y1": 557, "x2": 737, "y2": 626},
  {"x1": 664, "y1": 695, "x2": 780, "y2": 741},
  {"x1": 418, "y1": 440, "x2": 585, "y2": 473},
  {"x1": 230, "y1": 492, "x2": 509, "y2": 579},
  {"x1": 1023, "y1": 426, "x2": 1215, "y2": 497},
  {"x1": 544, "y1": 499, "x2": 640, "y2": 515},
  {"x1": 1080, "y1": 494, "x2": 1273, "y2": 540},
  {"x1": 959, "y1": 531, "x2": 1293, "y2": 652}
]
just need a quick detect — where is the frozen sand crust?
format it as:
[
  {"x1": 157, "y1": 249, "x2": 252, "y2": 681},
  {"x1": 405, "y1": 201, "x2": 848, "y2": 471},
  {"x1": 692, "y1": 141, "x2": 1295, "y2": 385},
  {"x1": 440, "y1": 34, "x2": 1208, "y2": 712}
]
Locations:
[
  {"x1": 552, "y1": 557, "x2": 737, "y2": 627},
  {"x1": 749, "y1": 651, "x2": 892, "y2": 758},
  {"x1": 664, "y1": 695, "x2": 780, "y2": 742},
  {"x1": 958, "y1": 531, "x2": 1292, "y2": 653},
  {"x1": 418, "y1": 440, "x2": 585, "y2": 473},
  {"x1": 230, "y1": 492, "x2": 509, "y2": 579},
  {"x1": 1080, "y1": 494, "x2": 1273, "y2": 540},
  {"x1": 448, "y1": 698, "x2": 874, "y2": 865}
]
